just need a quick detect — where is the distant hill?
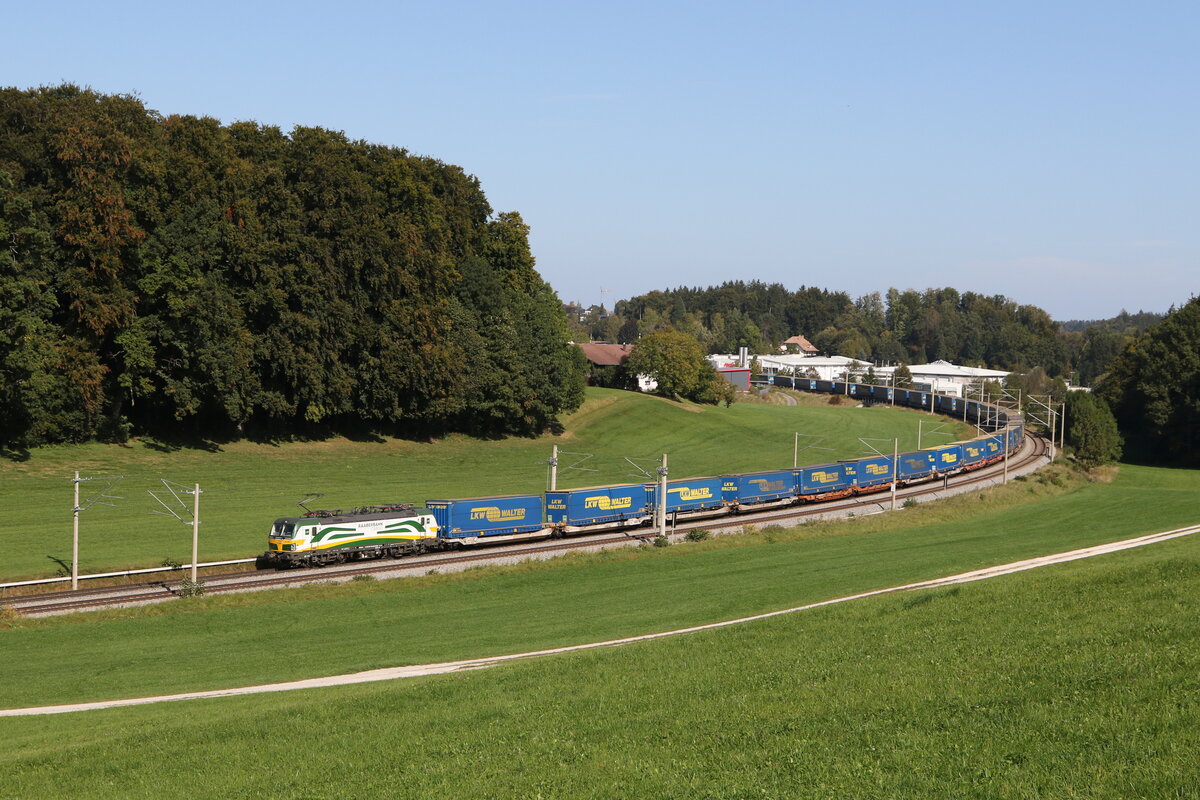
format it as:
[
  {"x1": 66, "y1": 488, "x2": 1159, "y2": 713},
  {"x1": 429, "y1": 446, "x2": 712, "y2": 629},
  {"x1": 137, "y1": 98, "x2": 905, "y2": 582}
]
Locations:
[{"x1": 1058, "y1": 310, "x2": 1164, "y2": 334}]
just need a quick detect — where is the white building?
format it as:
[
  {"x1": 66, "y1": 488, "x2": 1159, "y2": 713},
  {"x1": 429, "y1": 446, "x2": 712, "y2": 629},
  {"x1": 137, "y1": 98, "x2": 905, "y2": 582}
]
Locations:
[
  {"x1": 708, "y1": 353, "x2": 872, "y2": 382},
  {"x1": 873, "y1": 360, "x2": 1010, "y2": 397}
]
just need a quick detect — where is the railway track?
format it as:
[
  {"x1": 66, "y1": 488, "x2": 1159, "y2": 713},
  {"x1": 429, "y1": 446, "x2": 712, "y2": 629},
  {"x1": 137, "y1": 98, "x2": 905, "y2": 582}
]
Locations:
[{"x1": 4, "y1": 434, "x2": 1050, "y2": 617}]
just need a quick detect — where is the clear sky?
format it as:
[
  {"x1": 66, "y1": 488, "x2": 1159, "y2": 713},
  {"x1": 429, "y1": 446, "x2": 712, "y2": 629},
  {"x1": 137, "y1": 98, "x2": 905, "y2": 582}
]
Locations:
[{"x1": 5, "y1": 0, "x2": 1196, "y2": 320}]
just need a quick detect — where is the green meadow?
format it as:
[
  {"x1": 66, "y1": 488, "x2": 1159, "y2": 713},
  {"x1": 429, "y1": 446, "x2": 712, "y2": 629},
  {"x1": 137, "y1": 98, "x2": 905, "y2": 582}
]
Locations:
[
  {"x1": 0, "y1": 388, "x2": 969, "y2": 581},
  {"x1": 0, "y1": 462, "x2": 1195, "y2": 708},
  {"x1": 0, "y1": 462, "x2": 1197, "y2": 798}
]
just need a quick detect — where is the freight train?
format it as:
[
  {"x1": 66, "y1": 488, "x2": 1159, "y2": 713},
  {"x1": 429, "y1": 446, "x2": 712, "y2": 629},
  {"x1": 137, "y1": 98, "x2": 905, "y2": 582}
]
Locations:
[{"x1": 259, "y1": 378, "x2": 1023, "y2": 568}]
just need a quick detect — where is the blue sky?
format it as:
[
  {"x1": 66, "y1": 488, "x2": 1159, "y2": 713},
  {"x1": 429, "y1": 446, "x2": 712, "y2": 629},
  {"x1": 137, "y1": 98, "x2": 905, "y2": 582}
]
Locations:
[{"x1": 5, "y1": 0, "x2": 1196, "y2": 320}]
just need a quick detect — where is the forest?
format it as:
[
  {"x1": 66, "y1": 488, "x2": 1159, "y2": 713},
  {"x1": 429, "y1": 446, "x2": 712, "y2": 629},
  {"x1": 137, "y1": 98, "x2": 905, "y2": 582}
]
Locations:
[
  {"x1": 0, "y1": 85, "x2": 585, "y2": 448},
  {"x1": 567, "y1": 281, "x2": 1162, "y2": 386}
]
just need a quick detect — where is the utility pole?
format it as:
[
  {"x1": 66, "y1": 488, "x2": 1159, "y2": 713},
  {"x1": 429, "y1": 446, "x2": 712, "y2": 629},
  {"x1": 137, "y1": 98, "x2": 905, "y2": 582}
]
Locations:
[
  {"x1": 548, "y1": 444, "x2": 559, "y2": 491},
  {"x1": 1003, "y1": 425, "x2": 1011, "y2": 484},
  {"x1": 148, "y1": 479, "x2": 203, "y2": 583},
  {"x1": 1060, "y1": 401, "x2": 1067, "y2": 453},
  {"x1": 656, "y1": 454, "x2": 668, "y2": 539},
  {"x1": 72, "y1": 472, "x2": 80, "y2": 591},
  {"x1": 891, "y1": 439, "x2": 899, "y2": 511},
  {"x1": 68, "y1": 473, "x2": 123, "y2": 591},
  {"x1": 1024, "y1": 395, "x2": 1056, "y2": 460},
  {"x1": 190, "y1": 484, "x2": 201, "y2": 583}
]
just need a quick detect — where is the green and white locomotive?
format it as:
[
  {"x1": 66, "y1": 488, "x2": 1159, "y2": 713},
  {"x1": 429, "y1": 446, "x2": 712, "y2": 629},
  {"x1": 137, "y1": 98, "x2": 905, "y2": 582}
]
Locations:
[{"x1": 260, "y1": 504, "x2": 439, "y2": 568}]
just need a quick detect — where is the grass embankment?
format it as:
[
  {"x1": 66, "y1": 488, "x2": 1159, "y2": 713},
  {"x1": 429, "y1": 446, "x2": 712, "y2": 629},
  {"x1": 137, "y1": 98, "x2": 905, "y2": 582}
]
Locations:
[
  {"x1": 0, "y1": 388, "x2": 967, "y2": 580},
  {"x1": 0, "y1": 464, "x2": 1196, "y2": 797},
  {"x1": 1, "y1": 462, "x2": 1195, "y2": 712}
]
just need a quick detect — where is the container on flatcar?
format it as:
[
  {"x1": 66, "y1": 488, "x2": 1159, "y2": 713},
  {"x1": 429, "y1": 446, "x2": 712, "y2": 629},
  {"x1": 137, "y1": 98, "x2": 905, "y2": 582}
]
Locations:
[
  {"x1": 425, "y1": 494, "x2": 547, "y2": 541},
  {"x1": 844, "y1": 456, "x2": 892, "y2": 492},
  {"x1": 937, "y1": 395, "x2": 959, "y2": 415},
  {"x1": 897, "y1": 450, "x2": 936, "y2": 482},
  {"x1": 1007, "y1": 424, "x2": 1023, "y2": 452},
  {"x1": 928, "y1": 443, "x2": 964, "y2": 474},
  {"x1": 723, "y1": 469, "x2": 796, "y2": 507},
  {"x1": 546, "y1": 484, "x2": 650, "y2": 529},
  {"x1": 795, "y1": 461, "x2": 855, "y2": 499},
  {"x1": 960, "y1": 437, "x2": 990, "y2": 469},
  {"x1": 646, "y1": 476, "x2": 727, "y2": 515}
]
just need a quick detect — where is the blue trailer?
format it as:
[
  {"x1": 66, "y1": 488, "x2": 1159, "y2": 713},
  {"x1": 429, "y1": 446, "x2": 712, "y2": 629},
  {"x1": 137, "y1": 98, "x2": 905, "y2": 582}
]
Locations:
[
  {"x1": 647, "y1": 477, "x2": 728, "y2": 516},
  {"x1": 425, "y1": 494, "x2": 547, "y2": 542},
  {"x1": 545, "y1": 484, "x2": 650, "y2": 530},
  {"x1": 796, "y1": 462, "x2": 855, "y2": 500},
  {"x1": 929, "y1": 443, "x2": 964, "y2": 474},
  {"x1": 960, "y1": 437, "x2": 990, "y2": 469},
  {"x1": 724, "y1": 469, "x2": 796, "y2": 508},
  {"x1": 1007, "y1": 424, "x2": 1023, "y2": 453},
  {"x1": 897, "y1": 450, "x2": 936, "y2": 483},
  {"x1": 845, "y1": 455, "x2": 893, "y2": 493}
]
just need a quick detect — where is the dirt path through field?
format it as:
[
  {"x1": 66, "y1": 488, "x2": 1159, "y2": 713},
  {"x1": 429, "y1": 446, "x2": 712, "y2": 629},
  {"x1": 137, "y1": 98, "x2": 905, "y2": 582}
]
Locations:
[{"x1": 4, "y1": 523, "x2": 1197, "y2": 717}]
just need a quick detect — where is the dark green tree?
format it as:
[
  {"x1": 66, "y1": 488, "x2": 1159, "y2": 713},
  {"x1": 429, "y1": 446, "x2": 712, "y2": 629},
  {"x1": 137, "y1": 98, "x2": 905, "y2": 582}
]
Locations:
[
  {"x1": 0, "y1": 84, "x2": 584, "y2": 446},
  {"x1": 1064, "y1": 391, "x2": 1122, "y2": 468},
  {"x1": 1098, "y1": 297, "x2": 1200, "y2": 464},
  {"x1": 625, "y1": 329, "x2": 724, "y2": 404}
]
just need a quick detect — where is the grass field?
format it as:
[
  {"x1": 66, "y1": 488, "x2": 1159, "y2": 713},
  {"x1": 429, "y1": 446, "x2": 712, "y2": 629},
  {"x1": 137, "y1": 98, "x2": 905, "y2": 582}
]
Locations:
[
  {"x1": 0, "y1": 464, "x2": 1196, "y2": 798},
  {"x1": 0, "y1": 388, "x2": 970, "y2": 580},
  {"x1": 1, "y1": 462, "x2": 1196, "y2": 709}
]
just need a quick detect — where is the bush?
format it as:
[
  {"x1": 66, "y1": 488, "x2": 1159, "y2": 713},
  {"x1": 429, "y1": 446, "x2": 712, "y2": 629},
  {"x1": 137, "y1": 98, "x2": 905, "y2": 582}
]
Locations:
[
  {"x1": 178, "y1": 577, "x2": 206, "y2": 598},
  {"x1": 684, "y1": 529, "x2": 709, "y2": 542},
  {"x1": 652, "y1": 535, "x2": 671, "y2": 548}
]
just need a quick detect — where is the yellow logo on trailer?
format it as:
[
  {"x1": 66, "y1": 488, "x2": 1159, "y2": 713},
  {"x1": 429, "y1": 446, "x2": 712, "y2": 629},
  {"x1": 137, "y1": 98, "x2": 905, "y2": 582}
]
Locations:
[
  {"x1": 864, "y1": 464, "x2": 889, "y2": 475},
  {"x1": 670, "y1": 487, "x2": 712, "y2": 501},
  {"x1": 750, "y1": 479, "x2": 787, "y2": 492},
  {"x1": 470, "y1": 507, "x2": 527, "y2": 522},
  {"x1": 810, "y1": 471, "x2": 839, "y2": 483},
  {"x1": 584, "y1": 496, "x2": 633, "y2": 510}
]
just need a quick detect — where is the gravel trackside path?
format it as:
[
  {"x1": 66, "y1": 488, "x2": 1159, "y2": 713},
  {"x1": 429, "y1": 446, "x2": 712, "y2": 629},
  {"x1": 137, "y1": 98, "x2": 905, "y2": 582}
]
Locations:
[{"x1": 4, "y1": 523, "x2": 1197, "y2": 717}]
